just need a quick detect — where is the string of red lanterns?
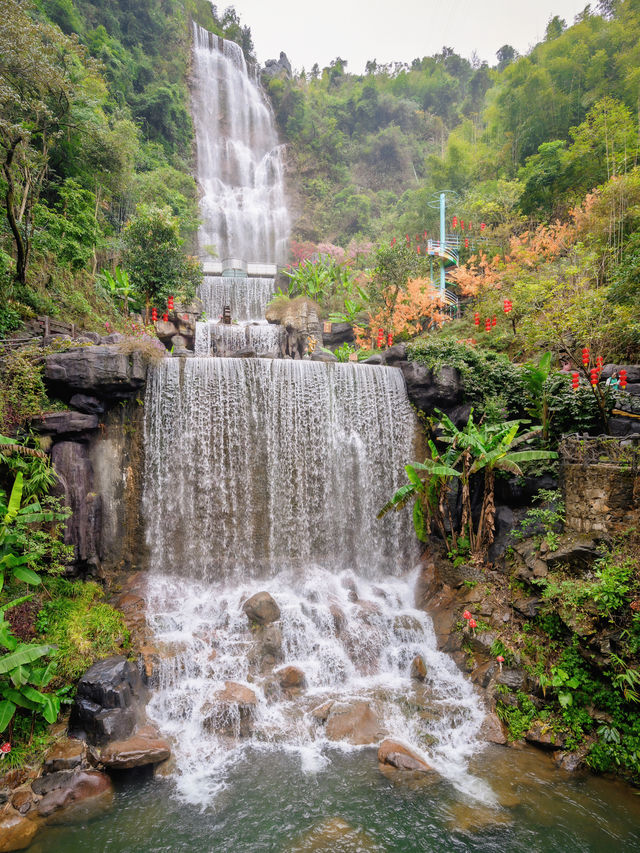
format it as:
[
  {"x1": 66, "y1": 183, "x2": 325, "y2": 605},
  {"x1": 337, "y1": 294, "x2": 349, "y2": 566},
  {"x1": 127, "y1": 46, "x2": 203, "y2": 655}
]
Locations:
[{"x1": 620, "y1": 369, "x2": 627, "y2": 389}]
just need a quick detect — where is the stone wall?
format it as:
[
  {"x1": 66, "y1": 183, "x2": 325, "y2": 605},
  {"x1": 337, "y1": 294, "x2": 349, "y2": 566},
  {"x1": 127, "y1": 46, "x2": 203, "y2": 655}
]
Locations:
[
  {"x1": 561, "y1": 461, "x2": 638, "y2": 534},
  {"x1": 40, "y1": 343, "x2": 149, "y2": 575}
]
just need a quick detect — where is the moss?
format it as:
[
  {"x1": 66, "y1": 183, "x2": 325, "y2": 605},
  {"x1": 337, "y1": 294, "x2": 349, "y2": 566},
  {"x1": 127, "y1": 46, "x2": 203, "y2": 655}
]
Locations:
[{"x1": 35, "y1": 579, "x2": 131, "y2": 683}]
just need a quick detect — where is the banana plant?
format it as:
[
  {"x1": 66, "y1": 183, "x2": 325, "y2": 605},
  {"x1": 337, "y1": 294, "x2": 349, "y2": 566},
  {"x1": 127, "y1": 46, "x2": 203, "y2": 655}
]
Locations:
[
  {"x1": 0, "y1": 473, "x2": 52, "y2": 592},
  {"x1": 101, "y1": 267, "x2": 142, "y2": 315},
  {"x1": 522, "y1": 351, "x2": 553, "y2": 442},
  {"x1": 0, "y1": 599, "x2": 60, "y2": 732},
  {"x1": 377, "y1": 440, "x2": 461, "y2": 548},
  {"x1": 436, "y1": 408, "x2": 557, "y2": 558}
]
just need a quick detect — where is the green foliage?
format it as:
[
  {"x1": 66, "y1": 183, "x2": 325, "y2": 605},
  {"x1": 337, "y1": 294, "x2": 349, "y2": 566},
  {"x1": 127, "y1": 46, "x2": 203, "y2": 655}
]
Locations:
[
  {"x1": 514, "y1": 489, "x2": 565, "y2": 544},
  {"x1": 496, "y1": 692, "x2": 537, "y2": 740},
  {"x1": 122, "y1": 204, "x2": 202, "y2": 309},
  {"x1": 333, "y1": 343, "x2": 356, "y2": 362},
  {"x1": 35, "y1": 579, "x2": 130, "y2": 682},
  {"x1": 408, "y1": 338, "x2": 529, "y2": 420}
]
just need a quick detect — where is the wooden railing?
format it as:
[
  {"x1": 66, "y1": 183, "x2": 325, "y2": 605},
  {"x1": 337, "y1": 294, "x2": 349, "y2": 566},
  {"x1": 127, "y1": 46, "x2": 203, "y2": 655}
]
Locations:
[{"x1": 0, "y1": 316, "x2": 81, "y2": 350}]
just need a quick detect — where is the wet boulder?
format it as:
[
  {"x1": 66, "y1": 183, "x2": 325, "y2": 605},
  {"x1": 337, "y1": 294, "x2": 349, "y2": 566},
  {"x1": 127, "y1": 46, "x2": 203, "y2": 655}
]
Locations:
[
  {"x1": 203, "y1": 681, "x2": 258, "y2": 738},
  {"x1": 242, "y1": 592, "x2": 281, "y2": 625},
  {"x1": 36, "y1": 770, "x2": 114, "y2": 823},
  {"x1": 275, "y1": 665, "x2": 306, "y2": 692},
  {"x1": 69, "y1": 657, "x2": 144, "y2": 746},
  {"x1": 324, "y1": 700, "x2": 383, "y2": 745},
  {"x1": 99, "y1": 726, "x2": 171, "y2": 770},
  {"x1": 410, "y1": 655, "x2": 427, "y2": 681},
  {"x1": 377, "y1": 739, "x2": 433, "y2": 772},
  {"x1": 399, "y1": 362, "x2": 463, "y2": 413},
  {"x1": 0, "y1": 812, "x2": 39, "y2": 852}
]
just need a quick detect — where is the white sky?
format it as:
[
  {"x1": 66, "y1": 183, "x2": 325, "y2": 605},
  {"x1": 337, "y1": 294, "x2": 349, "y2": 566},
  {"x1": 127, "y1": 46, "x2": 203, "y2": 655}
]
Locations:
[{"x1": 224, "y1": 0, "x2": 593, "y2": 73}]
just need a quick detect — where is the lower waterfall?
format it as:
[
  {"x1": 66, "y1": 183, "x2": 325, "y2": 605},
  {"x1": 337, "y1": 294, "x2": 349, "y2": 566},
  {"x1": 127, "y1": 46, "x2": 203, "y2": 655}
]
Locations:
[{"x1": 142, "y1": 358, "x2": 488, "y2": 806}]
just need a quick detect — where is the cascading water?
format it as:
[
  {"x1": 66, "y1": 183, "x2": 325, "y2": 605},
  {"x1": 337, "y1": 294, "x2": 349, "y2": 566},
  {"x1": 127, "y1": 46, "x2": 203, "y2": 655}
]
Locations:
[
  {"x1": 191, "y1": 25, "x2": 289, "y2": 264},
  {"x1": 198, "y1": 276, "x2": 279, "y2": 323},
  {"x1": 194, "y1": 320, "x2": 284, "y2": 356},
  {"x1": 195, "y1": 275, "x2": 283, "y2": 356},
  {"x1": 143, "y1": 359, "x2": 488, "y2": 806},
  {"x1": 191, "y1": 26, "x2": 289, "y2": 349}
]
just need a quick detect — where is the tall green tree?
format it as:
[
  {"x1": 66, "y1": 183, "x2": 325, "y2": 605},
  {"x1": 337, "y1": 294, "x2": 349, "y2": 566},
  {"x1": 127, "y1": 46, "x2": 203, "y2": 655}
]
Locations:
[{"x1": 122, "y1": 204, "x2": 201, "y2": 318}]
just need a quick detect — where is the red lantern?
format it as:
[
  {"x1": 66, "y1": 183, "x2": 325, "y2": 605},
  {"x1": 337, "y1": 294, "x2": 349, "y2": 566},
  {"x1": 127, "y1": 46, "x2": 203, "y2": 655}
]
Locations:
[
  {"x1": 151, "y1": 308, "x2": 158, "y2": 322},
  {"x1": 452, "y1": 216, "x2": 458, "y2": 228},
  {"x1": 463, "y1": 610, "x2": 472, "y2": 620},
  {"x1": 571, "y1": 372, "x2": 579, "y2": 391},
  {"x1": 480, "y1": 223, "x2": 486, "y2": 231},
  {"x1": 460, "y1": 219, "x2": 464, "y2": 229},
  {"x1": 376, "y1": 328, "x2": 384, "y2": 348},
  {"x1": 492, "y1": 316, "x2": 497, "y2": 327},
  {"x1": 590, "y1": 367, "x2": 598, "y2": 387},
  {"x1": 168, "y1": 295, "x2": 175, "y2": 310},
  {"x1": 582, "y1": 347, "x2": 589, "y2": 366},
  {"x1": 620, "y1": 369, "x2": 627, "y2": 389},
  {"x1": 405, "y1": 234, "x2": 410, "y2": 245},
  {"x1": 468, "y1": 618, "x2": 477, "y2": 629},
  {"x1": 485, "y1": 318, "x2": 491, "y2": 332},
  {"x1": 423, "y1": 231, "x2": 427, "y2": 240},
  {"x1": 464, "y1": 238, "x2": 469, "y2": 249},
  {"x1": 387, "y1": 332, "x2": 393, "y2": 347},
  {"x1": 474, "y1": 312, "x2": 480, "y2": 326},
  {"x1": 596, "y1": 355, "x2": 603, "y2": 371},
  {"x1": 468, "y1": 222, "x2": 472, "y2": 230},
  {"x1": 162, "y1": 312, "x2": 168, "y2": 322},
  {"x1": 417, "y1": 245, "x2": 421, "y2": 254}
]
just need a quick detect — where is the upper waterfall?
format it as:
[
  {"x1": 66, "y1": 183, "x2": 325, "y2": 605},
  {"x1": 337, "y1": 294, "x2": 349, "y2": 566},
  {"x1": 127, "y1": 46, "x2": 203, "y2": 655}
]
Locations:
[{"x1": 191, "y1": 24, "x2": 290, "y2": 264}]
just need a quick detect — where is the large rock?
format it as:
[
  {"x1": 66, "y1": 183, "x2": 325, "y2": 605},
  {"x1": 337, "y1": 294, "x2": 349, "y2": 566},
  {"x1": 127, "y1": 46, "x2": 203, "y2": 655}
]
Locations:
[
  {"x1": 525, "y1": 722, "x2": 565, "y2": 750},
  {"x1": 36, "y1": 770, "x2": 113, "y2": 822},
  {"x1": 410, "y1": 655, "x2": 427, "y2": 681},
  {"x1": 203, "y1": 682, "x2": 258, "y2": 737},
  {"x1": 242, "y1": 592, "x2": 281, "y2": 625},
  {"x1": 43, "y1": 738, "x2": 86, "y2": 773},
  {"x1": 51, "y1": 441, "x2": 101, "y2": 572},
  {"x1": 99, "y1": 727, "x2": 170, "y2": 770},
  {"x1": 324, "y1": 700, "x2": 382, "y2": 745},
  {"x1": 275, "y1": 665, "x2": 306, "y2": 691},
  {"x1": 69, "y1": 394, "x2": 104, "y2": 415},
  {"x1": 377, "y1": 739, "x2": 432, "y2": 772},
  {"x1": 322, "y1": 322, "x2": 354, "y2": 349},
  {"x1": 399, "y1": 362, "x2": 463, "y2": 413},
  {"x1": 31, "y1": 411, "x2": 99, "y2": 436},
  {"x1": 45, "y1": 344, "x2": 147, "y2": 397},
  {"x1": 310, "y1": 350, "x2": 338, "y2": 363},
  {"x1": 0, "y1": 813, "x2": 39, "y2": 852},
  {"x1": 69, "y1": 657, "x2": 144, "y2": 746},
  {"x1": 380, "y1": 344, "x2": 407, "y2": 365},
  {"x1": 544, "y1": 534, "x2": 600, "y2": 571},
  {"x1": 263, "y1": 51, "x2": 292, "y2": 79}
]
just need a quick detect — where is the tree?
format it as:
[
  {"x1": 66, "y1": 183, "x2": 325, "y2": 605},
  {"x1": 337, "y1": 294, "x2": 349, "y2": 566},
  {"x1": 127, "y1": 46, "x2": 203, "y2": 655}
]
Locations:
[
  {"x1": 122, "y1": 205, "x2": 201, "y2": 319},
  {"x1": 0, "y1": 0, "x2": 83, "y2": 285},
  {"x1": 496, "y1": 45, "x2": 517, "y2": 71}
]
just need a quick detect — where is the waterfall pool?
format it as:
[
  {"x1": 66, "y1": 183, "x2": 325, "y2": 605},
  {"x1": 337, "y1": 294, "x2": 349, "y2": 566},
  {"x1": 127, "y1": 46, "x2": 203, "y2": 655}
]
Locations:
[{"x1": 27, "y1": 745, "x2": 640, "y2": 852}]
